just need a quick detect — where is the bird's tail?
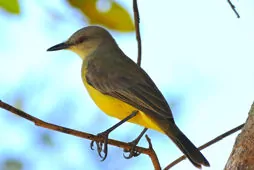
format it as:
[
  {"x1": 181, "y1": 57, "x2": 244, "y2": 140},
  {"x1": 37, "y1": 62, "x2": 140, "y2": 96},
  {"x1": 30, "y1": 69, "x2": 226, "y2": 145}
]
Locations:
[{"x1": 164, "y1": 122, "x2": 210, "y2": 168}]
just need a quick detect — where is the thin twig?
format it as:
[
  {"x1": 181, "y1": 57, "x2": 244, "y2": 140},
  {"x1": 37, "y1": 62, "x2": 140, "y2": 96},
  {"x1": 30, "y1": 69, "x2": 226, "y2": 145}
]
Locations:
[
  {"x1": 164, "y1": 123, "x2": 244, "y2": 169},
  {"x1": 133, "y1": 0, "x2": 160, "y2": 168},
  {"x1": 133, "y1": 0, "x2": 142, "y2": 66},
  {"x1": 0, "y1": 100, "x2": 154, "y2": 160},
  {"x1": 145, "y1": 135, "x2": 161, "y2": 170},
  {"x1": 227, "y1": 0, "x2": 240, "y2": 18}
]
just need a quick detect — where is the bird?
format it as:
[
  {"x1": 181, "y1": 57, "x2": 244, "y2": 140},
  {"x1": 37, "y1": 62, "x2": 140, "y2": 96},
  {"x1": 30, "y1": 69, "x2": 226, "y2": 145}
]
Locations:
[{"x1": 47, "y1": 26, "x2": 210, "y2": 168}]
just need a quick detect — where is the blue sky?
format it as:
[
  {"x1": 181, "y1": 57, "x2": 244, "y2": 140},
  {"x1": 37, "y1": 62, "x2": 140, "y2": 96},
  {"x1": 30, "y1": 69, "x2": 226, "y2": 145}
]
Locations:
[{"x1": 0, "y1": 0, "x2": 254, "y2": 170}]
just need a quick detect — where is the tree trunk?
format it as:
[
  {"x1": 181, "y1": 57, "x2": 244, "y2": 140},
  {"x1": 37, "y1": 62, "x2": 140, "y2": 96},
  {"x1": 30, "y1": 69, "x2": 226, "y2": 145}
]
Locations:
[{"x1": 225, "y1": 102, "x2": 254, "y2": 169}]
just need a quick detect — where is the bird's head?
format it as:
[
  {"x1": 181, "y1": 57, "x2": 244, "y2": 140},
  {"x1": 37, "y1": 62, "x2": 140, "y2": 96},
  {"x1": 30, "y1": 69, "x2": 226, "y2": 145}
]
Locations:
[{"x1": 47, "y1": 26, "x2": 113, "y2": 59}]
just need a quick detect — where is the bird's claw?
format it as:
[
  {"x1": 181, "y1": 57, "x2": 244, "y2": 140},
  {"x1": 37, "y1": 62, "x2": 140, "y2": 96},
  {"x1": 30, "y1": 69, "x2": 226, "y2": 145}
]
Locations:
[
  {"x1": 90, "y1": 132, "x2": 109, "y2": 161},
  {"x1": 123, "y1": 140, "x2": 141, "y2": 159}
]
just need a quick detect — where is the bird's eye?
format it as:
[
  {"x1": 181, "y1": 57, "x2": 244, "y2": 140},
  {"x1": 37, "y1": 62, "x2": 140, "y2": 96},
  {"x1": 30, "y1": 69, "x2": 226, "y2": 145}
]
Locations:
[{"x1": 76, "y1": 36, "x2": 88, "y2": 44}]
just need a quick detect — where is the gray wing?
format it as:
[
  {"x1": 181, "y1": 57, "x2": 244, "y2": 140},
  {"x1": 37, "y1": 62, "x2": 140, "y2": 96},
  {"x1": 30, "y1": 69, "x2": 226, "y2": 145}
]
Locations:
[{"x1": 85, "y1": 56, "x2": 173, "y2": 119}]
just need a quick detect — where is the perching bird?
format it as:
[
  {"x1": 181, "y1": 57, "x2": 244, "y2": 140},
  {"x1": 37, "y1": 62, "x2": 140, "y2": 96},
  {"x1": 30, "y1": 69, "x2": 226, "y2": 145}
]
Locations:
[{"x1": 47, "y1": 26, "x2": 209, "y2": 168}]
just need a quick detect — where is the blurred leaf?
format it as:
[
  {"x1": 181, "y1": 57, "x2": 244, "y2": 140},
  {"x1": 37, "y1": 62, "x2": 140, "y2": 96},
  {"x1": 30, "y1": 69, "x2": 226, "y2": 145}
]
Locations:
[
  {"x1": 68, "y1": 0, "x2": 134, "y2": 32},
  {"x1": 41, "y1": 133, "x2": 54, "y2": 147},
  {"x1": 7, "y1": 97, "x2": 24, "y2": 119},
  {"x1": 0, "y1": 0, "x2": 20, "y2": 14},
  {"x1": 2, "y1": 159, "x2": 23, "y2": 170},
  {"x1": 13, "y1": 98, "x2": 23, "y2": 110}
]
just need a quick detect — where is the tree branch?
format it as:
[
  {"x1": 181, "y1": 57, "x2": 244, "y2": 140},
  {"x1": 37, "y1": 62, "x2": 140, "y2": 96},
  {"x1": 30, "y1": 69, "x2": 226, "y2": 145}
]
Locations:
[
  {"x1": 164, "y1": 123, "x2": 244, "y2": 169},
  {"x1": 145, "y1": 135, "x2": 161, "y2": 170},
  {"x1": 133, "y1": 0, "x2": 142, "y2": 66},
  {"x1": 227, "y1": 0, "x2": 240, "y2": 18},
  {"x1": 0, "y1": 100, "x2": 160, "y2": 168},
  {"x1": 133, "y1": 0, "x2": 160, "y2": 168}
]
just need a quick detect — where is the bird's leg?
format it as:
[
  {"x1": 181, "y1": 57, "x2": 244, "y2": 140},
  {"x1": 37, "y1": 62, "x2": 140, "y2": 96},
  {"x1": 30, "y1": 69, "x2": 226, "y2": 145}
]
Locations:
[
  {"x1": 90, "y1": 110, "x2": 139, "y2": 161},
  {"x1": 123, "y1": 128, "x2": 148, "y2": 159}
]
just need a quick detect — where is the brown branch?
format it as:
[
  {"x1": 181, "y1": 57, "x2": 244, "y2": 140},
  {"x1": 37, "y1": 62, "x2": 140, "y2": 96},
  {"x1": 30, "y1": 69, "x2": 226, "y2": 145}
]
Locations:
[
  {"x1": 227, "y1": 0, "x2": 240, "y2": 18},
  {"x1": 164, "y1": 123, "x2": 244, "y2": 169},
  {"x1": 145, "y1": 135, "x2": 161, "y2": 170},
  {"x1": 0, "y1": 100, "x2": 158, "y2": 167},
  {"x1": 132, "y1": 0, "x2": 160, "y2": 168},
  {"x1": 133, "y1": 0, "x2": 142, "y2": 66}
]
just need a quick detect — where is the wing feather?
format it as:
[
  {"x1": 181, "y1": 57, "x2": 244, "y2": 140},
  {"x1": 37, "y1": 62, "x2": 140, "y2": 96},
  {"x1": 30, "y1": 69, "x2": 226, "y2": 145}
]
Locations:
[{"x1": 85, "y1": 55, "x2": 173, "y2": 119}]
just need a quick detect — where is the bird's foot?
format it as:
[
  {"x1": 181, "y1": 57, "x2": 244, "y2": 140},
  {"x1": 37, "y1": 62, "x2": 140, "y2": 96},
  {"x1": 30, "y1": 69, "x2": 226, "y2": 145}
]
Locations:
[
  {"x1": 90, "y1": 111, "x2": 140, "y2": 161},
  {"x1": 90, "y1": 131, "x2": 110, "y2": 161},
  {"x1": 123, "y1": 128, "x2": 147, "y2": 159},
  {"x1": 123, "y1": 137, "x2": 141, "y2": 159}
]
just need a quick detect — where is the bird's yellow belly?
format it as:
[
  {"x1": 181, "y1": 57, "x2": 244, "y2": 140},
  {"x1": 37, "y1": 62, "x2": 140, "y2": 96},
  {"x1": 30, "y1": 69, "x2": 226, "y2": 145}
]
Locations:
[{"x1": 83, "y1": 81, "x2": 163, "y2": 133}]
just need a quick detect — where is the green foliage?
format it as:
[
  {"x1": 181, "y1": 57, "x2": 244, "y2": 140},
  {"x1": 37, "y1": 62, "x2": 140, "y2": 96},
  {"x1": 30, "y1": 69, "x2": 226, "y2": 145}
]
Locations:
[
  {"x1": 0, "y1": 0, "x2": 20, "y2": 14},
  {"x1": 2, "y1": 159, "x2": 23, "y2": 170},
  {"x1": 13, "y1": 98, "x2": 23, "y2": 110},
  {"x1": 41, "y1": 133, "x2": 54, "y2": 147},
  {"x1": 68, "y1": 0, "x2": 134, "y2": 32}
]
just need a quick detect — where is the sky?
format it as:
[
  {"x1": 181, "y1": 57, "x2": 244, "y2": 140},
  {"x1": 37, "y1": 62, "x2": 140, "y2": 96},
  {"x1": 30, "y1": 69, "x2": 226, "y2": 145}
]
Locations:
[{"x1": 0, "y1": 0, "x2": 254, "y2": 170}]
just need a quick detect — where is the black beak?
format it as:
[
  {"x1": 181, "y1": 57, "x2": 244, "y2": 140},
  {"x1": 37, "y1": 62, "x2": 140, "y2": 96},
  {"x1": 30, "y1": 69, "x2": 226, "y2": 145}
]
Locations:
[{"x1": 47, "y1": 42, "x2": 70, "y2": 51}]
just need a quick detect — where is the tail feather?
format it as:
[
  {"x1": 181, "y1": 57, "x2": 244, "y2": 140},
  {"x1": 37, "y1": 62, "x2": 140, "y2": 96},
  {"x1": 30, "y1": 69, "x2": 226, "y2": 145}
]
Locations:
[{"x1": 165, "y1": 122, "x2": 210, "y2": 168}]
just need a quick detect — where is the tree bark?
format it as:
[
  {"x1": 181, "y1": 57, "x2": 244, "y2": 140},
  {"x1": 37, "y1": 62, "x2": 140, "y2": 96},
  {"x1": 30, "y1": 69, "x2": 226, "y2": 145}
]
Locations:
[{"x1": 225, "y1": 102, "x2": 254, "y2": 169}]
